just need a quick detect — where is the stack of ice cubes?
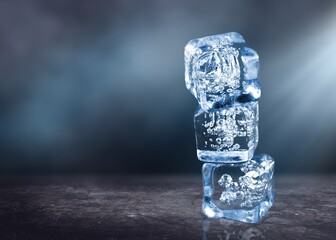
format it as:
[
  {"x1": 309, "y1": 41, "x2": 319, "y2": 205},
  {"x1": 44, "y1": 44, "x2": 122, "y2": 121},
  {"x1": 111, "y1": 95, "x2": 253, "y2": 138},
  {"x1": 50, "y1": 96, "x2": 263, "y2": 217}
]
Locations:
[{"x1": 184, "y1": 32, "x2": 274, "y2": 223}]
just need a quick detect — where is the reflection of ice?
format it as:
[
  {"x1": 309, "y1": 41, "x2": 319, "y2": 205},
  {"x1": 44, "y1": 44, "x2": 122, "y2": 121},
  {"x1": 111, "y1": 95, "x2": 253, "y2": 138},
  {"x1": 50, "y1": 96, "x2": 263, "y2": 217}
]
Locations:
[{"x1": 202, "y1": 217, "x2": 265, "y2": 240}]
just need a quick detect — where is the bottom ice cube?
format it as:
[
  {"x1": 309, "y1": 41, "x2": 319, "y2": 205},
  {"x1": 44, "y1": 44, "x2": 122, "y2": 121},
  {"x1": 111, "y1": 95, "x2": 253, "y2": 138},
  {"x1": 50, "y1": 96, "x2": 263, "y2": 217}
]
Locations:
[{"x1": 202, "y1": 154, "x2": 274, "y2": 223}]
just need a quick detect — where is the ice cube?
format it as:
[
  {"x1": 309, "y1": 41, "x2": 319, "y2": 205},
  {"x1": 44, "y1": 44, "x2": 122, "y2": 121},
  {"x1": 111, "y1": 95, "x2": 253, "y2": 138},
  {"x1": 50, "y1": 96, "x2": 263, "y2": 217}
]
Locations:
[
  {"x1": 202, "y1": 154, "x2": 274, "y2": 223},
  {"x1": 194, "y1": 102, "x2": 258, "y2": 163},
  {"x1": 185, "y1": 32, "x2": 260, "y2": 111}
]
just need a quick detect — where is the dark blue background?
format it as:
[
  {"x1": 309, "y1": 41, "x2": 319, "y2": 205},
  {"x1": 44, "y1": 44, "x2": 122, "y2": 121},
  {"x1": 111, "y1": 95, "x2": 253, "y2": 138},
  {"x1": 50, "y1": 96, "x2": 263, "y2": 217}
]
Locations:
[{"x1": 1, "y1": 0, "x2": 336, "y2": 174}]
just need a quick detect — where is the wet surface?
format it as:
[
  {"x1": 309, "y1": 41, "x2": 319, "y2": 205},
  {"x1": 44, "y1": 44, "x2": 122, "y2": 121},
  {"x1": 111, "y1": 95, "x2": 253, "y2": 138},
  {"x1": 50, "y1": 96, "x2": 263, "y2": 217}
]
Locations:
[{"x1": 0, "y1": 175, "x2": 335, "y2": 239}]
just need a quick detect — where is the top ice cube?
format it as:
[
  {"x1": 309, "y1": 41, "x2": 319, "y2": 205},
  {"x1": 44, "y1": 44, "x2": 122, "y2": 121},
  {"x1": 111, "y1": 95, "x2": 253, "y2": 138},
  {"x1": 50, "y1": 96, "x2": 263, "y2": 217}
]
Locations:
[{"x1": 184, "y1": 32, "x2": 261, "y2": 111}]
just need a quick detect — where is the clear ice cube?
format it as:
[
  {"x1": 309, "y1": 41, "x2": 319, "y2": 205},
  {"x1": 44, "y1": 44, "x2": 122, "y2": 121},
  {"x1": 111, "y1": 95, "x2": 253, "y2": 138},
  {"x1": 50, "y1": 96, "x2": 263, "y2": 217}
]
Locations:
[
  {"x1": 184, "y1": 32, "x2": 260, "y2": 111},
  {"x1": 194, "y1": 102, "x2": 258, "y2": 163},
  {"x1": 202, "y1": 154, "x2": 274, "y2": 223}
]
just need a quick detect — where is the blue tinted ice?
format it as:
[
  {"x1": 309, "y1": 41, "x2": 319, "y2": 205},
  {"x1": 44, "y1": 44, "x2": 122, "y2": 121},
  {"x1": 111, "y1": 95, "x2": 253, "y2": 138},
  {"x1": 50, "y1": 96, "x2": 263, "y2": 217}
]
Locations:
[
  {"x1": 185, "y1": 32, "x2": 273, "y2": 223},
  {"x1": 194, "y1": 102, "x2": 258, "y2": 163},
  {"x1": 184, "y1": 32, "x2": 260, "y2": 111},
  {"x1": 202, "y1": 154, "x2": 274, "y2": 223}
]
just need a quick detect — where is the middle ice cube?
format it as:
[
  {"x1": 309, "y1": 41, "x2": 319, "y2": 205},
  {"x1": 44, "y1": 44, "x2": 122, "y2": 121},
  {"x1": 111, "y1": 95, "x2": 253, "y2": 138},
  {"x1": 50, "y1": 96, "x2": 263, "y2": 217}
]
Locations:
[{"x1": 194, "y1": 102, "x2": 258, "y2": 163}]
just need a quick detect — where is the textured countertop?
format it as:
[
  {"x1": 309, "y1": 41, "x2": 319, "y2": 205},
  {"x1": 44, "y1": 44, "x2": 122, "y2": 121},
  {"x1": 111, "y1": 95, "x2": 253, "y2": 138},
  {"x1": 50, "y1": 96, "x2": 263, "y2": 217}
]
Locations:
[{"x1": 0, "y1": 175, "x2": 335, "y2": 240}]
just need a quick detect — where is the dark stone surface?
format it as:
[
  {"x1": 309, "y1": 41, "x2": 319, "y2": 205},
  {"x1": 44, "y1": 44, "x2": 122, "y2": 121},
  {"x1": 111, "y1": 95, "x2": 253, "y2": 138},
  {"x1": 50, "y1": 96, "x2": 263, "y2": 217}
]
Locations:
[{"x1": 0, "y1": 175, "x2": 335, "y2": 239}]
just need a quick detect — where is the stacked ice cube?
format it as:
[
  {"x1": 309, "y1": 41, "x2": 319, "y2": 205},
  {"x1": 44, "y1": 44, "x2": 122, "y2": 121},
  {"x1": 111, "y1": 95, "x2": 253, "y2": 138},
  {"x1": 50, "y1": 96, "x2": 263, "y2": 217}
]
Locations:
[{"x1": 184, "y1": 32, "x2": 274, "y2": 223}]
